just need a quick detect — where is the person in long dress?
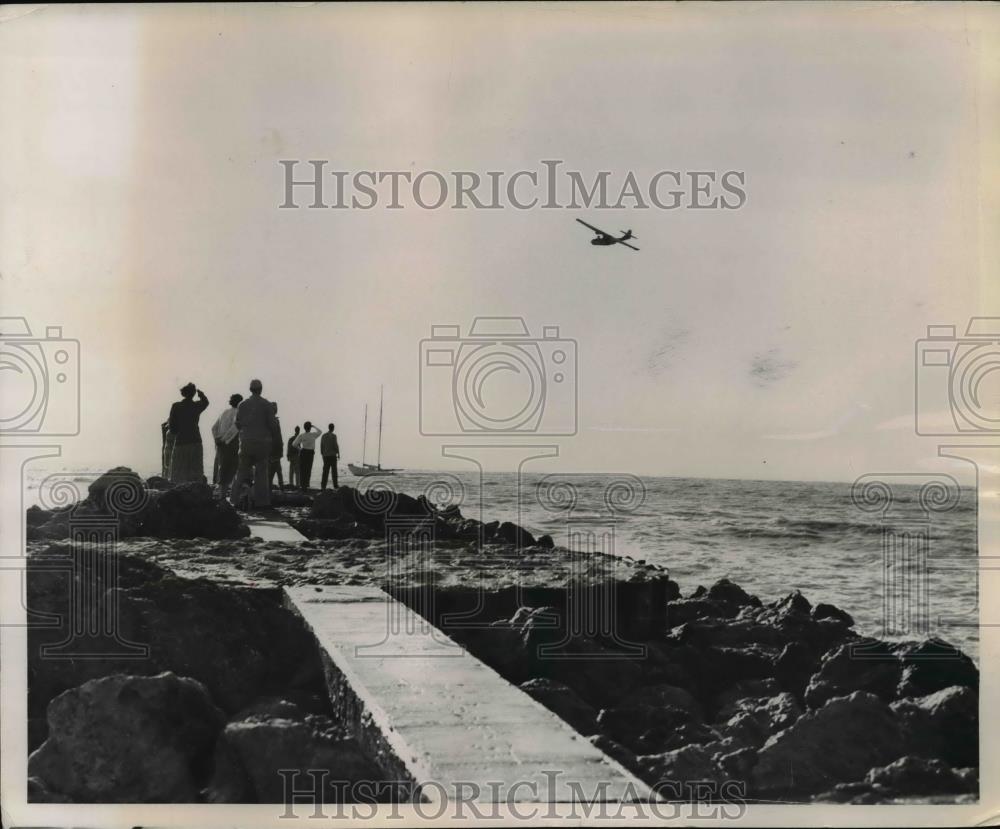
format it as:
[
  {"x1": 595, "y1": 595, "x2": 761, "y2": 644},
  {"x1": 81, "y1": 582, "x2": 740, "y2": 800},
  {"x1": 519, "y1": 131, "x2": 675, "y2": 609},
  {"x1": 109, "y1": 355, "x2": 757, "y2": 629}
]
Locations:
[{"x1": 168, "y1": 383, "x2": 209, "y2": 483}]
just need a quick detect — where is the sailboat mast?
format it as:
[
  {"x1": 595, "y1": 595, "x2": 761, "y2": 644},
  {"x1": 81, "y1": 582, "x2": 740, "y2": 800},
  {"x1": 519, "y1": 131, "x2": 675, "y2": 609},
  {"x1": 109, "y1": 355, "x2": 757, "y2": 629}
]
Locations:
[
  {"x1": 361, "y1": 404, "x2": 368, "y2": 467},
  {"x1": 377, "y1": 385, "x2": 384, "y2": 469}
]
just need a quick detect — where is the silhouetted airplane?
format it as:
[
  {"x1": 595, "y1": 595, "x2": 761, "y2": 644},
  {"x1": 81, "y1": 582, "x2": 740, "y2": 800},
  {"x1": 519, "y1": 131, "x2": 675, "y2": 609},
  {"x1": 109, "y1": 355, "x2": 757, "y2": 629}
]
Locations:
[{"x1": 575, "y1": 219, "x2": 639, "y2": 251}]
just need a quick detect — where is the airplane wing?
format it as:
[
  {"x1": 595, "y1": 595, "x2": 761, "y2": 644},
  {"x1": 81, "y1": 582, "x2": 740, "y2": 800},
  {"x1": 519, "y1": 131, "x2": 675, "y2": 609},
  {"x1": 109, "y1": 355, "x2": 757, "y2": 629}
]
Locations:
[
  {"x1": 617, "y1": 240, "x2": 640, "y2": 251},
  {"x1": 576, "y1": 218, "x2": 610, "y2": 236}
]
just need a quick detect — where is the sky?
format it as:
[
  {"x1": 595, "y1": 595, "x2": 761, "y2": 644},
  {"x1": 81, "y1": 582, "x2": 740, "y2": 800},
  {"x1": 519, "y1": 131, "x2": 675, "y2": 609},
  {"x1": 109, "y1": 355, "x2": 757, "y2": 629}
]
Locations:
[{"x1": 1, "y1": 3, "x2": 998, "y2": 482}]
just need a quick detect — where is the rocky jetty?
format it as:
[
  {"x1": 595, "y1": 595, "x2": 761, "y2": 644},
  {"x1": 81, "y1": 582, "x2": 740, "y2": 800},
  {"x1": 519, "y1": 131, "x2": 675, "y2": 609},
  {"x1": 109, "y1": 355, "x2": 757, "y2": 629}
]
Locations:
[
  {"x1": 28, "y1": 468, "x2": 249, "y2": 541},
  {"x1": 22, "y1": 470, "x2": 979, "y2": 804}
]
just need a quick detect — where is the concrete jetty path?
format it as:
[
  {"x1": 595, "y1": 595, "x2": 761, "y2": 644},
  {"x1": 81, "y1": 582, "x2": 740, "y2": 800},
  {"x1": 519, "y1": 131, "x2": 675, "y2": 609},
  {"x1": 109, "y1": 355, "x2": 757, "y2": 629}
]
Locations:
[{"x1": 285, "y1": 584, "x2": 654, "y2": 803}]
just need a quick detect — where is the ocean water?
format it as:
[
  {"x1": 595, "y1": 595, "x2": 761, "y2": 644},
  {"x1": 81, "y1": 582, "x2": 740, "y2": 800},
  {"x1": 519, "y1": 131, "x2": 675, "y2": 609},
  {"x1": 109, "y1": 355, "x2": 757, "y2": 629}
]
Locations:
[{"x1": 22, "y1": 465, "x2": 980, "y2": 659}]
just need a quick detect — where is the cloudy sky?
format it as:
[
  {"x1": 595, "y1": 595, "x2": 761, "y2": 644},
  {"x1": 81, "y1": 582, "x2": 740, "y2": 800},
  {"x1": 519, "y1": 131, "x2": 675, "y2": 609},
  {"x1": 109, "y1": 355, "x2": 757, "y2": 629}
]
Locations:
[{"x1": 2, "y1": 3, "x2": 997, "y2": 481}]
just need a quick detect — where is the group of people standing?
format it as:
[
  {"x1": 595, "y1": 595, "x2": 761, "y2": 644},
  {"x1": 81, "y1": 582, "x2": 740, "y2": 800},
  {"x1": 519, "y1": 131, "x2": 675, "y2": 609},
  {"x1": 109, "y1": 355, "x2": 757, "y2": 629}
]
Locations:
[{"x1": 160, "y1": 379, "x2": 340, "y2": 510}]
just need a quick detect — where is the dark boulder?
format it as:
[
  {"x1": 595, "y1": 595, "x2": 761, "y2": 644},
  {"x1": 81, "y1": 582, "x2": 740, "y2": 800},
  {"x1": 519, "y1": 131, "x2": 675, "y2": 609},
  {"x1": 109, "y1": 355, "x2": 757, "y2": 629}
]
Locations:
[
  {"x1": 495, "y1": 521, "x2": 536, "y2": 547},
  {"x1": 597, "y1": 704, "x2": 695, "y2": 753},
  {"x1": 773, "y1": 640, "x2": 820, "y2": 698},
  {"x1": 891, "y1": 685, "x2": 978, "y2": 768},
  {"x1": 665, "y1": 597, "x2": 740, "y2": 627},
  {"x1": 588, "y1": 734, "x2": 640, "y2": 775},
  {"x1": 519, "y1": 678, "x2": 598, "y2": 734},
  {"x1": 706, "y1": 578, "x2": 759, "y2": 607},
  {"x1": 26, "y1": 505, "x2": 53, "y2": 527},
  {"x1": 713, "y1": 678, "x2": 781, "y2": 720},
  {"x1": 811, "y1": 602, "x2": 854, "y2": 627},
  {"x1": 145, "y1": 475, "x2": 173, "y2": 491},
  {"x1": 536, "y1": 534, "x2": 555, "y2": 549},
  {"x1": 752, "y1": 691, "x2": 904, "y2": 797},
  {"x1": 803, "y1": 638, "x2": 901, "y2": 709},
  {"x1": 144, "y1": 482, "x2": 249, "y2": 539},
  {"x1": 893, "y1": 638, "x2": 979, "y2": 698},
  {"x1": 87, "y1": 466, "x2": 145, "y2": 510},
  {"x1": 621, "y1": 683, "x2": 703, "y2": 721},
  {"x1": 716, "y1": 692, "x2": 802, "y2": 750},
  {"x1": 636, "y1": 744, "x2": 725, "y2": 791},
  {"x1": 28, "y1": 672, "x2": 224, "y2": 802},
  {"x1": 205, "y1": 702, "x2": 385, "y2": 803},
  {"x1": 865, "y1": 756, "x2": 976, "y2": 796}
]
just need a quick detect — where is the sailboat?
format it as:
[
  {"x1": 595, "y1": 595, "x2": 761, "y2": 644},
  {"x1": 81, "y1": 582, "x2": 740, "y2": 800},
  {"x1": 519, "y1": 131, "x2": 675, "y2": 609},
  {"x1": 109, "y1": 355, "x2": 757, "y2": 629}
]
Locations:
[{"x1": 348, "y1": 386, "x2": 401, "y2": 476}]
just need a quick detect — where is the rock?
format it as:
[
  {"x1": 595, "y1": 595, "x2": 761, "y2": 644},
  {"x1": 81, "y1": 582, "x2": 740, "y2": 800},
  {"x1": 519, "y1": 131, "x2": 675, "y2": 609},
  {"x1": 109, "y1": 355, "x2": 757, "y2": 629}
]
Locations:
[
  {"x1": 145, "y1": 475, "x2": 173, "y2": 490},
  {"x1": 771, "y1": 590, "x2": 812, "y2": 616},
  {"x1": 310, "y1": 487, "x2": 355, "y2": 520},
  {"x1": 27, "y1": 550, "x2": 327, "y2": 722},
  {"x1": 621, "y1": 683, "x2": 703, "y2": 721},
  {"x1": 495, "y1": 521, "x2": 536, "y2": 547},
  {"x1": 803, "y1": 639, "x2": 901, "y2": 708},
  {"x1": 811, "y1": 603, "x2": 854, "y2": 627},
  {"x1": 269, "y1": 489, "x2": 312, "y2": 507},
  {"x1": 666, "y1": 598, "x2": 740, "y2": 627},
  {"x1": 773, "y1": 641, "x2": 819, "y2": 697},
  {"x1": 26, "y1": 505, "x2": 53, "y2": 527},
  {"x1": 692, "y1": 645, "x2": 779, "y2": 696},
  {"x1": 519, "y1": 678, "x2": 598, "y2": 734},
  {"x1": 816, "y1": 780, "x2": 894, "y2": 804},
  {"x1": 706, "y1": 578, "x2": 758, "y2": 607},
  {"x1": 597, "y1": 704, "x2": 694, "y2": 753},
  {"x1": 87, "y1": 466, "x2": 145, "y2": 510},
  {"x1": 27, "y1": 776, "x2": 72, "y2": 803},
  {"x1": 588, "y1": 734, "x2": 640, "y2": 775},
  {"x1": 639, "y1": 643, "x2": 698, "y2": 690},
  {"x1": 891, "y1": 685, "x2": 978, "y2": 767},
  {"x1": 804, "y1": 637, "x2": 978, "y2": 710},
  {"x1": 752, "y1": 691, "x2": 904, "y2": 797},
  {"x1": 482, "y1": 520, "x2": 500, "y2": 540},
  {"x1": 636, "y1": 744, "x2": 725, "y2": 790},
  {"x1": 893, "y1": 638, "x2": 979, "y2": 698},
  {"x1": 206, "y1": 704, "x2": 384, "y2": 803},
  {"x1": 865, "y1": 756, "x2": 976, "y2": 796},
  {"x1": 507, "y1": 606, "x2": 642, "y2": 706},
  {"x1": 536, "y1": 534, "x2": 555, "y2": 549},
  {"x1": 28, "y1": 672, "x2": 225, "y2": 802},
  {"x1": 717, "y1": 692, "x2": 802, "y2": 750},
  {"x1": 653, "y1": 721, "x2": 722, "y2": 753},
  {"x1": 715, "y1": 746, "x2": 757, "y2": 782},
  {"x1": 143, "y1": 482, "x2": 250, "y2": 539},
  {"x1": 713, "y1": 678, "x2": 781, "y2": 720},
  {"x1": 669, "y1": 619, "x2": 788, "y2": 650}
]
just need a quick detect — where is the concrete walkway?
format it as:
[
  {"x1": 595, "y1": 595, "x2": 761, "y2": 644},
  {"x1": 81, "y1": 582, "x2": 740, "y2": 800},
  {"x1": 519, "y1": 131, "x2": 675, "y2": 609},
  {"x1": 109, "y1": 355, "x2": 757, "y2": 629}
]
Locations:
[
  {"x1": 244, "y1": 511, "x2": 309, "y2": 543},
  {"x1": 285, "y1": 584, "x2": 653, "y2": 803}
]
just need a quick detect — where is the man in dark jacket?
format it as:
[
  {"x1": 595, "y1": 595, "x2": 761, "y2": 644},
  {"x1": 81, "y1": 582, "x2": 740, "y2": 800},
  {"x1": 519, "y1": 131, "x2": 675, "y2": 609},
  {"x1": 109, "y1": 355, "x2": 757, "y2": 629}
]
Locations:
[
  {"x1": 320, "y1": 423, "x2": 340, "y2": 490},
  {"x1": 229, "y1": 379, "x2": 277, "y2": 509},
  {"x1": 286, "y1": 425, "x2": 301, "y2": 489}
]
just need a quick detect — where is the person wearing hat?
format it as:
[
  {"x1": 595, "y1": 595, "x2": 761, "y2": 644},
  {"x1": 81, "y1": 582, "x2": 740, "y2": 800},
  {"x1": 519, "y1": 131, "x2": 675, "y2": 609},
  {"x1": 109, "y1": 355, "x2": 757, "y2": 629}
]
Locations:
[
  {"x1": 230, "y1": 379, "x2": 277, "y2": 509},
  {"x1": 211, "y1": 393, "x2": 243, "y2": 498},
  {"x1": 168, "y1": 382, "x2": 210, "y2": 483}
]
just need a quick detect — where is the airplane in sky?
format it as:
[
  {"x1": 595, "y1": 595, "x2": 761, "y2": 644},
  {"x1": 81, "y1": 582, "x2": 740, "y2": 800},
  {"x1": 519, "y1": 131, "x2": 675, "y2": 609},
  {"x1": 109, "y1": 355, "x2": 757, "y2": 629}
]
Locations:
[{"x1": 575, "y1": 219, "x2": 639, "y2": 251}]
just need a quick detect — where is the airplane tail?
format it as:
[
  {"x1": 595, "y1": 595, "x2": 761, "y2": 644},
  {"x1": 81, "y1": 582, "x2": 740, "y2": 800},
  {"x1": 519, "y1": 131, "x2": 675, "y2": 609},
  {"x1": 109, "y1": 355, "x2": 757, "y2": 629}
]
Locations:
[{"x1": 621, "y1": 230, "x2": 636, "y2": 240}]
